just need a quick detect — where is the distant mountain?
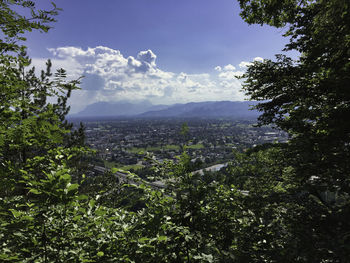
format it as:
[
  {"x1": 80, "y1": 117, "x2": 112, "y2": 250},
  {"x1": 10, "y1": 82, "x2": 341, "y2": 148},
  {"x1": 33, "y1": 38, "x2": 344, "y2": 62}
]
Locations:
[
  {"x1": 139, "y1": 101, "x2": 260, "y2": 119},
  {"x1": 73, "y1": 101, "x2": 168, "y2": 117},
  {"x1": 72, "y1": 100, "x2": 260, "y2": 119}
]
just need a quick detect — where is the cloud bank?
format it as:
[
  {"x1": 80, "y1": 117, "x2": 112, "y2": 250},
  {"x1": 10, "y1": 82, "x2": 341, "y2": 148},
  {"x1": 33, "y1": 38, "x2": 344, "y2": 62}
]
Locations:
[{"x1": 33, "y1": 46, "x2": 262, "y2": 113}]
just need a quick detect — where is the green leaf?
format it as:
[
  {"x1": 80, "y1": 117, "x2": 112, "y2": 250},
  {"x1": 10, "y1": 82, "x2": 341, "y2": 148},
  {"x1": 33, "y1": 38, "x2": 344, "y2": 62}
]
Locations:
[
  {"x1": 157, "y1": 235, "x2": 168, "y2": 242},
  {"x1": 77, "y1": 194, "x2": 88, "y2": 200},
  {"x1": 61, "y1": 173, "x2": 71, "y2": 181},
  {"x1": 73, "y1": 215, "x2": 82, "y2": 221},
  {"x1": 138, "y1": 237, "x2": 149, "y2": 243},
  {"x1": 89, "y1": 199, "x2": 96, "y2": 209},
  {"x1": 67, "y1": 183, "x2": 79, "y2": 192},
  {"x1": 9, "y1": 209, "x2": 21, "y2": 219},
  {"x1": 21, "y1": 215, "x2": 34, "y2": 221},
  {"x1": 29, "y1": 189, "x2": 41, "y2": 195},
  {"x1": 95, "y1": 207, "x2": 106, "y2": 216}
]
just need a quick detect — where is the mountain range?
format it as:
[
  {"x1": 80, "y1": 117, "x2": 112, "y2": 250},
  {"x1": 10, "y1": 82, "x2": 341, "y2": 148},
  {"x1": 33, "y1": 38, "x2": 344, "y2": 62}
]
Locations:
[
  {"x1": 73, "y1": 101, "x2": 168, "y2": 117},
  {"x1": 71, "y1": 101, "x2": 260, "y2": 119}
]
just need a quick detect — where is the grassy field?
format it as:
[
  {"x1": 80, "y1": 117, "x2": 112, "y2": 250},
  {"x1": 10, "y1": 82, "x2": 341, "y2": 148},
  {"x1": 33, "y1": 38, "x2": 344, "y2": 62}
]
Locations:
[
  {"x1": 164, "y1": 144, "x2": 180, "y2": 150},
  {"x1": 186, "y1": 143, "x2": 204, "y2": 149},
  {"x1": 104, "y1": 161, "x2": 144, "y2": 170},
  {"x1": 127, "y1": 144, "x2": 181, "y2": 153}
]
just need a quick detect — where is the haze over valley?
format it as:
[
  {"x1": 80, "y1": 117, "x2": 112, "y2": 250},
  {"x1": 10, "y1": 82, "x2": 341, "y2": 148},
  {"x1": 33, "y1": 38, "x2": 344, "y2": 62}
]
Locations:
[{"x1": 71, "y1": 100, "x2": 260, "y2": 119}]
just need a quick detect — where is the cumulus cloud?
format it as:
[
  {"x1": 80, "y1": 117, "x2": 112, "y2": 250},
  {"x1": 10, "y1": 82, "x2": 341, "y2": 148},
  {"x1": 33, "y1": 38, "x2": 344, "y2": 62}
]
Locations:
[
  {"x1": 223, "y1": 64, "x2": 236, "y2": 71},
  {"x1": 215, "y1": 63, "x2": 245, "y2": 79},
  {"x1": 137, "y1": 50, "x2": 157, "y2": 67},
  {"x1": 254, "y1": 57, "x2": 264, "y2": 62},
  {"x1": 32, "y1": 46, "x2": 251, "y2": 113},
  {"x1": 239, "y1": 61, "x2": 252, "y2": 68},
  {"x1": 218, "y1": 70, "x2": 245, "y2": 79},
  {"x1": 238, "y1": 57, "x2": 264, "y2": 69}
]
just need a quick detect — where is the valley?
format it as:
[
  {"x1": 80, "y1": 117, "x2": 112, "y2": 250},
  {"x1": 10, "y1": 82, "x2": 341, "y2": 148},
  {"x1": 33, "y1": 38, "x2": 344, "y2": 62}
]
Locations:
[{"x1": 77, "y1": 118, "x2": 288, "y2": 175}]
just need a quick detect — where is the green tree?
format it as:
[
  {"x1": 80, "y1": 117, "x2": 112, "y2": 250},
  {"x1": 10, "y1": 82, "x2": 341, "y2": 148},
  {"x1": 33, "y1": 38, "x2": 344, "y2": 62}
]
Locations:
[
  {"x1": 4, "y1": 0, "x2": 350, "y2": 261},
  {"x1": 0, "y1": 0, "x2": 60, "y2": 53},
  {"x1": 0, "y1": 2, "x2": 94, "y2": 261},
  {"x1": 0, "y1": 1, "x2": 76, "y2": 191},
  {"x1": 238, "y1": 0, "x2": 350, "y2": 261}
]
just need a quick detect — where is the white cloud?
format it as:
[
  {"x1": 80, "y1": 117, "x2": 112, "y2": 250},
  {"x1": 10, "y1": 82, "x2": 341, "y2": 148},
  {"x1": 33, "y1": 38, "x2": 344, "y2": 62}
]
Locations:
[
  {"x1": 254, "y1": 57, "x2": 264, "y2": 62},
  {"x1": 48, "y1": 46, "x2": 94, "y2": 58},
  {"x1": 218, "y1": 70, "x2": 245, "y2": 79},
  {"x1": 214, "y1": 66, "x2": 222, "y2": 72},
  {"x1": 33, "y1": 46, "x2": 250, "y2": 113},
  {"x1": 223, "y1": 64, "x2": 236, "y2": 71},
  {"x1": 137, "y1": 49, "x2": 157, "y2": 67},
  {"x1": 239, "y1": 61, "x2": 252, "y2": 68},
  {"x1": 238, "y1": 57, "x2": 264, "y2": 69}
]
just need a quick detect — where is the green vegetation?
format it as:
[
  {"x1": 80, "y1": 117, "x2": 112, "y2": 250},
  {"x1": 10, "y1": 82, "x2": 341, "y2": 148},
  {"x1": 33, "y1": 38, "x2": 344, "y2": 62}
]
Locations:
[
  {"x1": 118, "y1": 164, "x2": 144, "y2": 171},
  {"x1": 104, "y1": 160, "x2": 144, "y2": 171},
  {"x1": 0, "y1": 0, "x2": 349, "y2": 262},
  {"x1": 127, "y1": 146, "x2": 163, "y2": 153},
  {"x1": 237, "y1": 0, "x2": 350, "y2": 261},
  {"x1": 126, "y1": 144, "x2": 203, "y2": 153},
  {"x1": 164, "y1": 144, "x2": 181, "y2": 150},
  {"x1": 186, "y1": 143, "x2": 204, "y2": 150}
]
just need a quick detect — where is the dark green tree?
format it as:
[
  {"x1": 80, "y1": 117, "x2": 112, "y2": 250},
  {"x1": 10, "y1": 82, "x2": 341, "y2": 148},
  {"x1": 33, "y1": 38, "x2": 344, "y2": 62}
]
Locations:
[
  {"x1": 238, "y1": 0, "x2": 350, "y2": 261},
  {"x1": 0, "y1": 2, "x2": 95, "y2": 261}
]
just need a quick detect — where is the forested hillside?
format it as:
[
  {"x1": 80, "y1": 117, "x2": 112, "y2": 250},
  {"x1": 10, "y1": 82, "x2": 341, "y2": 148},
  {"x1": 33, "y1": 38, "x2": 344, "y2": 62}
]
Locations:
[{"x1": 0, "y1": 0, "x2": 349, "y2": 262}]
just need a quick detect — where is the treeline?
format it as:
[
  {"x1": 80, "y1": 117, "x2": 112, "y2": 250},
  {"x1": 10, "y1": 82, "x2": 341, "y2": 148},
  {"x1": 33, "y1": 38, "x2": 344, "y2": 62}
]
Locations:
[{"x1": 0, "y1": 0, "x2": 349, "y2": 262}]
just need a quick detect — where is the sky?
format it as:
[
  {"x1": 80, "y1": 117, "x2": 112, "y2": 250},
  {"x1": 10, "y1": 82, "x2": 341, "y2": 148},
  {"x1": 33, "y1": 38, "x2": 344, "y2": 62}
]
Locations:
[{"x1": 27, "y1": 0, "x2": 290, "y2": 113}]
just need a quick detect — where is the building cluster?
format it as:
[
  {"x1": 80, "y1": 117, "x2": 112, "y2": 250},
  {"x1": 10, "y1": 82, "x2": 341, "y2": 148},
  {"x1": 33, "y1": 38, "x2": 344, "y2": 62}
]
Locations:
[{"x1": 81, "y1": 118, "x2": 288, "y2": 169}]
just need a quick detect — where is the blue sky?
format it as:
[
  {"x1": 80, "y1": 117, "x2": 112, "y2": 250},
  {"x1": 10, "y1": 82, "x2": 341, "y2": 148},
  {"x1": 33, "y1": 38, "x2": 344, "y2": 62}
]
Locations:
[{"x1": 28, "y1": 0, "x2": 290, "y2": 113}]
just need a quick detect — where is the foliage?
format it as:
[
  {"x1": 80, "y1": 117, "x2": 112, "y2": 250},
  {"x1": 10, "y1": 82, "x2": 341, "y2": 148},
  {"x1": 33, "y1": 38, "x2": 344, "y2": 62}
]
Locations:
[
  {"x1": 238, "y1": 0, "x2": 350, "y2": 261},
  {"x1": 239, "y1": 0, "x2": 350, "y2": 190},
  {"x1": 0, "y1": 0, "x2": 60, "y2": 53},
  {"x1": 0, "y1": 1, "x2": 92, "y2": 261},
  {"x1": 1, "y1": 0, "x2": 349, "y2": 262}
]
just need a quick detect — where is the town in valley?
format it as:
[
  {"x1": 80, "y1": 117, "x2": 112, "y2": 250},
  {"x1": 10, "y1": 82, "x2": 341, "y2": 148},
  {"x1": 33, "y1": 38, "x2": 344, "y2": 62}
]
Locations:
[{"x1": 72, "y1": 117, "x2": 288, "y2": 176}]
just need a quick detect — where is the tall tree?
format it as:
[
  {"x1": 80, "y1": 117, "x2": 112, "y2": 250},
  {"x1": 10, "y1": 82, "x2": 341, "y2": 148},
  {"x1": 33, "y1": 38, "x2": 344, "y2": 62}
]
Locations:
[
  {"x1": 0, "y1": 2, "x2": 92, "y2": 261},
  {"x1": 238, "y1": 0, "x2": 350, "y2": 261},
  {"x1": 0, "y1": 1, "x2": 87, "y2": 192}
]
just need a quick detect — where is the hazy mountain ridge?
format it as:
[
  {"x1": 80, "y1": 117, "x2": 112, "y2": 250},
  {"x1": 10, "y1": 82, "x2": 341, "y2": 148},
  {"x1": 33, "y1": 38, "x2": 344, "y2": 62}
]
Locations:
[
  {"x1": 139, "y1": 101, "x2": 260, "y2": 118},
  {"x1": 72, "y1": 101, "x2": 168, "y2": 117},
  {"x1": 73, "y1": 101, "x2": 260, "y2": 119}
]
